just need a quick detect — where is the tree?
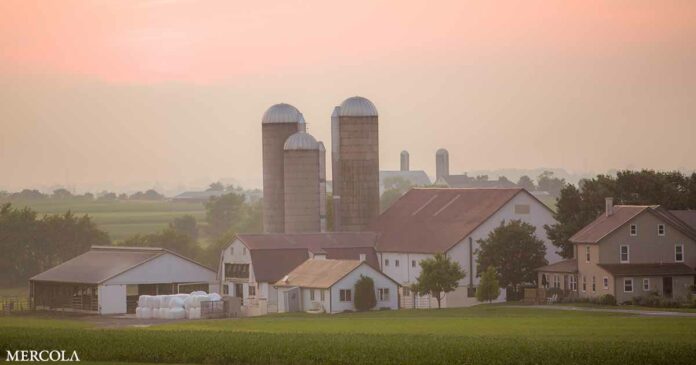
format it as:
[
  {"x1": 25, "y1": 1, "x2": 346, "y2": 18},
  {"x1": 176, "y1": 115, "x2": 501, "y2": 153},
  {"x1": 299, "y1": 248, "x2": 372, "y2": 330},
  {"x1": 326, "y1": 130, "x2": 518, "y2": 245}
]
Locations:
[
  {"x1": 517, "y1": 175, "x2": 536, "y2": 192},
  {"x1": 537, "y1": 171, "x2": 566, "y2": 199},
  {"x1": 169, "y1": 215, "x2": 198, "y2": 240},
  {"x1": 477, "y1": 220, "x2": 548, "y2": 291},
  {"x1": 354, "y1": 275, "x2": 377, "y2": 311},
  {"x1": 380, "y1": 176, "x2": 414, "y2": 212},
  {"x1": 122, "y1": 228, "x2": 200, "y2": 259},
  {"x1": 476, "y1": 266, "x2": 500, "y2": 303},
  {"x1": 207, "y1": 182, "x2": 225, "y2": 191},
  {"x1": 129, "y1": 189, "x2": 164, "y2": 200},
  {"x1": 413, "y1": 253, "x2": 465, "y2": 309},
  {"x1": 51, "y1": 188, "x2": 73, "y2": 200}
]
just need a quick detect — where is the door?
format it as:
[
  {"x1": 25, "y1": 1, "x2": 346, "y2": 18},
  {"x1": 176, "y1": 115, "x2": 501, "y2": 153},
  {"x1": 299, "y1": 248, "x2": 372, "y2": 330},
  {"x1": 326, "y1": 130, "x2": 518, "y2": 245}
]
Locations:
[
  {"x1": 663, "y1": 277, "x2": 673, "y2": 298},
  {"x1": 283, "y1": 287, "x2": 300, "y2": 312},
  {"x1": 234, "y1": 284, "x2": 244, "y2": 299}
]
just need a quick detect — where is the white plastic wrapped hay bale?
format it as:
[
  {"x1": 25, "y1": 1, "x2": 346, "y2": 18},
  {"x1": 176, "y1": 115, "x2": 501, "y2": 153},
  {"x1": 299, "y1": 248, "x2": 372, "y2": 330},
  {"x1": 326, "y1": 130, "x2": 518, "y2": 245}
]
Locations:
[
  {"x1": 169, "y1": 297, "x2": 185, "y2": 309},
  {"x1": 159, "y1": 307, "x2": 170, "y2": 319},
  {"x1": 187, "y1": 307, "x2": 201, "y2": 319},
  {"x1": 140, "y1": 307, "x2": 152, "y2": 319},
  {"x1": 190, "y1": 290, "x2": 207, "y2": 296},
  {"x1": 150, "y1": 296, "x2": 160, "y2": 310},
  {"x1": 138, "y1": 295, "x2": 151, "y2": 308},
  {"x1": 170, "y1": 307, "x2": 186, "y2": 319},
  {"x1": 135, "y1": 307, "x2": 142, "y2": 319},
  {"x1": 209, "y1": 293, "x2": 222, "y2": 302}
]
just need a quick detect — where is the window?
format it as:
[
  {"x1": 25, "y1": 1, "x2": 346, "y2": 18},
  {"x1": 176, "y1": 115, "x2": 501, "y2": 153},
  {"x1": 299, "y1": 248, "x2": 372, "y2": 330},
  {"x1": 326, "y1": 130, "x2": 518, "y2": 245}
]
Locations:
[
  {"x1": 630, "y1": 224, "x2": 637, "y2": 236},
  {"x1": 320, "y1": 290, "x2": 325, "y2": 301},
  {"x1": 585, "y1": 246, "x2": 591, "y2": 263},
  {"x1": 592, "y1": 276, "x2": 596, "y2": 292},
  {"x1": 643, "y1": 278, "x2": 650, "y2": 291},
  {"x1": 339, "y1": 289, "x2": 352, "y2": 302},
  {"x1": 378, "y1": 288, "x2": 390, "y2": 301},
  {"x1": 569, "y1": 276, "x2": 577, "y2": 291},
  {"x1": 412, "y1": 260, "x2": 417, "y2": 268},
  {"x1": 620, "y1": 245, "x2": 630, "y2": 263},
  {"x1": 603, "y1": 277, "x2": 609, "y2": 289},
  {"x1": 582, "y1": 276, "x2": 587, "y2": 292},
  {"x1": 403, "y1": 287, "x2": 411, "y2": 296},
  {"x1": 395, "y1": 260, "x2": 400, "y2": 267},
  {"x1": 542, "y1": 274, "x2": 549, "y2": 288},
  {"x1": 248, "y1": 285, "x2": 256, "y2": 296},
  {"x1": 675, "y1": 244, "x2": 684, "y2": 262},
  {"x1": 658, "y1": 224, "x2": 665, "y2": 236},
  {"x1": 225, "y1": 263, "x2": 250, "y2": 279},
  {"x1": 624, "y1": 278, "x2": 633, "y2": 293},
  {"x1": 310, "y1": 289, "x2": 315, "y2": 301},
  {"x1": 553, "y1": 274, "x2": 560, "y2": 289},
  {"x1": 223, "y1": 284, "x2": 229, "y2": 295},
  {"x1": 384, "y1": 259, "x2": 390, "y2": 267},
  {"x1": 514, "y1": 204, "x2": 530, "y2": 214}
]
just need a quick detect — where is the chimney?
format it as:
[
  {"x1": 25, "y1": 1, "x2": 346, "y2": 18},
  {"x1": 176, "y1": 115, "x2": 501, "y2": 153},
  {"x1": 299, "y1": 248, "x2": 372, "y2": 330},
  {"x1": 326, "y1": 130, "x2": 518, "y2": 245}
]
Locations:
[
  {"x1": 605, "y1": 197, "x2": 614, "y2": 217},
  {"x1": 359, "y1": 253, "x2": 366, "y2": 262}
]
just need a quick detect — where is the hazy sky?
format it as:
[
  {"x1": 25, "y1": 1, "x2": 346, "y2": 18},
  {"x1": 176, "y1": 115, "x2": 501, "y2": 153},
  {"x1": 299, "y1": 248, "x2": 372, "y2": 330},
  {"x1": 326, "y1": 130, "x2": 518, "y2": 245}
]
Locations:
[{"x1": 1, "y1": 0, "x2": 695, "y2": 193}]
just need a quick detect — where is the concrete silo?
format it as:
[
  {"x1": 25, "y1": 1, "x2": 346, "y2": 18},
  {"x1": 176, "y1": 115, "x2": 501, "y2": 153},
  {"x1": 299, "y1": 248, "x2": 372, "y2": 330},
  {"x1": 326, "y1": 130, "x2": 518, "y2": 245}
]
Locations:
[
  {"x1": 331, "y1": 96, "x2": 379, "y2": 231},
  {"x1": 400, "y1": 150, "x2": 410, "y2": 171},
  {"x1": 435, "y1": 148, "x2": 449, "y2": 182},
  {"x1": 261, "y1": 103, "x2": 305, "y2": 233},
  {"x1": 283, "y1": 131, "x2": 326, "y2": 233}
]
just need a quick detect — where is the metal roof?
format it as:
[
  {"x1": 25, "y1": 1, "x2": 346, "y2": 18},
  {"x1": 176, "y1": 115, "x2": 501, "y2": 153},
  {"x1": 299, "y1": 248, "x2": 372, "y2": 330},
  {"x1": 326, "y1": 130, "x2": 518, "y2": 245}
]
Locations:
[
  {"x1": 274, "y1": 259, "x2": 364, "y2": 289},
  {"x1": 262, "y1": 103, "x2": 305, "y2": 124},
  {"x1": 338, "y1": 96, "x2": 378, "y2": 117},
  {"x1": 284, "y1": 131, "x2": 320, "y2": 150}
]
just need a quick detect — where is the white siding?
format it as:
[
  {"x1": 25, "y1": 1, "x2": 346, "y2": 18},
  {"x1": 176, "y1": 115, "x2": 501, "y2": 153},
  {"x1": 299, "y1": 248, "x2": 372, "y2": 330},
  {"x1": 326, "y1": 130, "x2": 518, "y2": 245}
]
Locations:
[
  {"x1": 104, "y1": 253, "x2": 217, "y2": 285},
  {"x1": 377, "y1": 252, "x2": 433, "y2": 285},
  {"x1": 98, "y1": 284, "x2": 126, "y2": 314},
  {"x1": 330, "y1": 264, "x2": 399, "y2": 313}
]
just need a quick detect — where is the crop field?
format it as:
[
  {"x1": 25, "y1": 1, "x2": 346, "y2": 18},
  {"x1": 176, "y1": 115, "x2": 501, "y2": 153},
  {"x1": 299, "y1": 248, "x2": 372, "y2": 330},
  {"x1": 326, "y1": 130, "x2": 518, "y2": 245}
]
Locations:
[
  {"x1": 3, "y1": 199, "x2": 206, "y2": 241},
  {"x1": 2, "y1": 305, "x2": 696, "y2": 364}
]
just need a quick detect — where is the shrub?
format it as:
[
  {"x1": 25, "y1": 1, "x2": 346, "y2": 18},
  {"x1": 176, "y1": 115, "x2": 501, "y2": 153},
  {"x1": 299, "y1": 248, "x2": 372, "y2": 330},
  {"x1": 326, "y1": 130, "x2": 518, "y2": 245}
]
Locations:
[
  {"x1": 354, "y1": 275, "x2": 377, "y2": 311},
  {"x1": 476, "y1": 266, "x2": 500, "y2": 303},
  {"x1": 598, "y1": 294, "x2": 616, "y2": 306}
]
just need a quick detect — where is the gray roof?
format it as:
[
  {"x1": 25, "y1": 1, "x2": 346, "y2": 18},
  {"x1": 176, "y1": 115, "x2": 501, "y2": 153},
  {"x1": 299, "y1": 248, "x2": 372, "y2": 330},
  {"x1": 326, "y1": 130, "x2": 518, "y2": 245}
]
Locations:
[
  {"x1": 380, "y1": 170, "x2": 432, "y2": 191},
  {"x1": 173, "y1": 190, "x2": 225, "y2": 200},
  {"x1": 338, "y1": 96, "x2": 378, "y2": 117},
  {"x1": 598, "y1": 263, "x2": 695, "y2": 277},
  {"x1": 284, "y1": 131, "x2": 320, "y2": 150},
  {"x1": 670, "y1": 210, "x2": 696, "y2": 231},
  {"x1": 535, "y1": 259, "x2": 578, "y2": 273},
  {"x1": 439, "y1": 175, "x2": 518, "y2": 189},
  {"x1": 262, "y1": 103, "x2": 304, "y2": 124},
  {"x1": 30, "y1": 246, "x2": 214, "y2": 284}
]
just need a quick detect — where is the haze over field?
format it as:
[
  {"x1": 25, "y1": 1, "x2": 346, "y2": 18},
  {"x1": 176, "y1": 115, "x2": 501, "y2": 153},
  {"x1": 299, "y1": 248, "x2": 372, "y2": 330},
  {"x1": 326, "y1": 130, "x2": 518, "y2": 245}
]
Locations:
[{"x1": 1, "y1": 0, "x2": 695, "y2": 192}]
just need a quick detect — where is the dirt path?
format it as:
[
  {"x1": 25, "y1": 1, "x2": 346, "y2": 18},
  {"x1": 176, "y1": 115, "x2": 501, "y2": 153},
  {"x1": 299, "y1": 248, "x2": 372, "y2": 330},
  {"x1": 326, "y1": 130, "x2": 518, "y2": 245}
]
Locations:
[{"x1": 510, "y1": 304, "x2": 696, "y2": 317}]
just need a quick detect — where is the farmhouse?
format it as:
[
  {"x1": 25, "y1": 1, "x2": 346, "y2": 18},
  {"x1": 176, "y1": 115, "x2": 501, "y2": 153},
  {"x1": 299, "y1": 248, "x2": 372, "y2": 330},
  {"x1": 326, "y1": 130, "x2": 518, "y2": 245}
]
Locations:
[
  {"x1": 30, "y1": 246, "x2": 218, "y2": 314},
  {"x1": 370, "y1": 188, "x2": 560, "y2": 308},
  {"x1": 219, "y1": 232, "x2": 378, "y2": 312},
  {"x1": 274, "y1": 258, "x2": 399, "y2": 313}
]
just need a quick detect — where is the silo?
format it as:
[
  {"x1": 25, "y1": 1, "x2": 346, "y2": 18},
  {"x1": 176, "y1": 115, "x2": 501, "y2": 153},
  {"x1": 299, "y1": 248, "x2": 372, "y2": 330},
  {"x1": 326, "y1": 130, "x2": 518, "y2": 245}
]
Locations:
[
  {"x1": 261, "y1": 103, "x2": 304, "y2": 233},
  {"x1": 436, "y1": 148, "x2": 449, "y2": 182},
  {"x1": 332, "y1": 96, "x2": 379, "y2": 231},
  {"x1": 318, "y1": 142, "x2": 327, "y2": 232},
  {"x1": 283, "y1": 131, "x2": 324, "y2": 233},
  {"x1": 400, "y1": 150, "x2": 410, "y2": 171}
]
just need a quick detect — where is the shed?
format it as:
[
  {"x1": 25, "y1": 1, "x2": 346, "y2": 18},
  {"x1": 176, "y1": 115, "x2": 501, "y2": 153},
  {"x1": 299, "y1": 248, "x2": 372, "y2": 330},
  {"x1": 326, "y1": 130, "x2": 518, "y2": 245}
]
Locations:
[{"x1": 30, "y1": 246, "x2": 218, "y2": 314}]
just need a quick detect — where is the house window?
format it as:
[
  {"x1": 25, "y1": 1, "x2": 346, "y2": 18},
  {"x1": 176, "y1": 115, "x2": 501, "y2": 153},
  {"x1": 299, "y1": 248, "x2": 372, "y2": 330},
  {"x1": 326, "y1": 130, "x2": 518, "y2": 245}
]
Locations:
[
  {"x1": 384, "y1": 259, "x2": 390, "y2": 267},
  {"x1": 553, "y1": 274, "x2": 560, "y2": 288},
  {"x1": 310, "y1": 289, "x2": 315, "y2": 301},
  {"x1": 339, "y1": 289, "x2": 352, "y2": 302},
  {"x1": 320, "y1": 290, "x2": 325, "y2": 301},
  {"x1": 585, "y1": 246, "x2": 591, "y2": 263},
  {"x1": 603, "y1": 277, "x2": 609, "y2": 289},
  {"x1": 395, "y1": 260, "x2": 400, "y2": 267},
  {"x1": 592, "y1": 276, "x2": 596, "y2": 292},
  {"x1": 514, "y1": 204, "x2": 530, "y2": 214},
  {"x1": 412, "y1": 260, "x2": 417, "y2": 268},
  {"x1": 225, "y1": 263, "x2": 250, "y2": 279},
  {"x1": 403, "y1": 287, "x2": 411, "y2": 296},
  {"x1": 624, "y1": 278, "x2": 633, "y2": 293},
  {"x1": 542, "y1": 274, "x2": 549, "y2": 288},
  {"x1": 675, "y1": 244, "x2": 684, "y2": 262},
  {"x1": 620, "y1": 245, "x2": 630, "y2": 263},
  {"x1": 658, "y1": 224, "x2": 665, "y2": 236},
  {"x1": 248, "y1": 285, "x2": 256, "y2": 296},
  {"x1": 378, "y1": 288, "x2": 390, "y2": 302},
  {"x1": 643, "y1": 278, "x2": 650, "y2": 291},
  {"x1": 569, "y1": 276, "x2": 577, "y2": 291},
  {"x1": 223, "y1": 284, "x2": 229, "y2": 295},
  {"x1": 582, "y1": 276, "x2": 587, "y2": 292},
  {"x1": 630, "y1": 224, "x2": 637, "y2": 236}
]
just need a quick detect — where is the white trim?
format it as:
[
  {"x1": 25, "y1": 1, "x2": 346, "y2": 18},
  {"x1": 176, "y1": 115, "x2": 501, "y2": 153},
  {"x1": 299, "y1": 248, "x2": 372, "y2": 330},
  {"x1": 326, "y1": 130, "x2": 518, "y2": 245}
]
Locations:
[
  {"x1": 603, "y1": 277, "x2": 609, "y2": 290},
  {"x1": 657, "y1": 224, "x2": 665, "y2": 236},
  {"x1": 642, "y1": 278, "x2": 650, "y2": 291},
  {"x1": 620, "y1": 245, "x2": 630, "y2": 263},
  {"x1": 675, "y1": 244, "x2": 684, "y2": 263},
  {"x1": 630, "y1": 224, "x2": 638, "y2": 236},
  {"x1": 623, "y1": 278, "x2": 634, "y2": 293}
]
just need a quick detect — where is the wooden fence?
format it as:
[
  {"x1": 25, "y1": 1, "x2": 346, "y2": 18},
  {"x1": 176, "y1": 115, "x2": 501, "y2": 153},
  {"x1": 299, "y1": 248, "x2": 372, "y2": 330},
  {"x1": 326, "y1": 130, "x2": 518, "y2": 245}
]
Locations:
[{"x1": 1, "y1": 296, "x2": 30, "y2": 315}]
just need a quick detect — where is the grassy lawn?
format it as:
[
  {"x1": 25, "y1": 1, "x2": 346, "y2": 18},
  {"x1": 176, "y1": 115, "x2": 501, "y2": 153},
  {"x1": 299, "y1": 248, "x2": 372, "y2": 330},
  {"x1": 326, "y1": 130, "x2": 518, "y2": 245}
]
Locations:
[
  {"x1": 553, "y1": 302, "x2": 696, "y2": 313},
  {"x1": 2, "y1": 305, "x2": 696, "y2": 364},
  {"x1": 4, "y1": 199, "x2": 206, "y2": 241}
]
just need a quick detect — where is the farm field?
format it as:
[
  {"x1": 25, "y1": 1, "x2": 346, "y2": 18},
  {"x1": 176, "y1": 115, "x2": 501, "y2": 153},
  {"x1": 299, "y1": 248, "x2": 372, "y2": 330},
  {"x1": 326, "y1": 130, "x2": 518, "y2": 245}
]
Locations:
[
  {"x1": 2, "y1": 305, "x2": 696, "y2": 364},
  {"x1": 2, "y1": 199, "x2": 206, "y2": 242}
]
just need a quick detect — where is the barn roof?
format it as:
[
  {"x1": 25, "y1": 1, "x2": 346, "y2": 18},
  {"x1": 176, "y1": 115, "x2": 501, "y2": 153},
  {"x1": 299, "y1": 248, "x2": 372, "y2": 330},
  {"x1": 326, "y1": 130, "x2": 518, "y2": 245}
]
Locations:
[
  {"x1": 30, "y1": 246, "x2": 214, "y2": 284},
  {"x1": 274, "y1": 259, "x2": 363, "y2": 289}
]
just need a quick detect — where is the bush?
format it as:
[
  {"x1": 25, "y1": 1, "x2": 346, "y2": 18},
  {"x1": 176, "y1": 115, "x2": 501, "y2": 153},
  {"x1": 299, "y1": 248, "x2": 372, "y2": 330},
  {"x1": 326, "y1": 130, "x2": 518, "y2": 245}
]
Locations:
[
  {"x1": 631, "y1": 292, "x2": 682, "y2": 308},
  {"x1": 354, "y1": 275, "x2": 377, "y2": 311},
  {"x1": 598, "y1": 294, "x2": 616, "y2": 306}
]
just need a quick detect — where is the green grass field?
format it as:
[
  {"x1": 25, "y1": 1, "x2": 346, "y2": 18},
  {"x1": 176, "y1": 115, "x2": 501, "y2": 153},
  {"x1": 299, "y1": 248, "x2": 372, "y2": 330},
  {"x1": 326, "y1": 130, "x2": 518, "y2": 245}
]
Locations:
[
  {"x1": 4, "y1": 199, "x2": 206, "y2": 242},
  {"x1": 2, "y1": 305, "x2": 696, "y2": 364}
]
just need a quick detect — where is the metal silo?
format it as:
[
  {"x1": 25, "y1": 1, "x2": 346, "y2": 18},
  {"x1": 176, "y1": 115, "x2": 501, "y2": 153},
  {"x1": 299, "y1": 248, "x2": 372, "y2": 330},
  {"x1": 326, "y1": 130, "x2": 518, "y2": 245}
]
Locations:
[
  {"x1": 400, "y1": 150, "x2": 410, "y2": 171},
  {"x1": 261, "y1": 103, "x2": 304, "y2": 233},
  {"x1": 436, "y1": 148, "x2": 449, "y2": 183},
  {"x1": 283, "y1": 131, "x2": 324, "y2": 233},
  {"x1": 331, "y1": 96, "x2": 379, "y2": 231}
]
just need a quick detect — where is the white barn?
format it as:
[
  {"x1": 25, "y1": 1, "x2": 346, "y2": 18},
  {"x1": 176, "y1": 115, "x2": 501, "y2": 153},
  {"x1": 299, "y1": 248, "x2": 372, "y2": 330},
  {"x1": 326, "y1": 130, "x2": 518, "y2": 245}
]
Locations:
[
  {"x1": 30, "y1": 246, "x2": 218, "y2": 314},
  {"x1": 369, "y1": 188, "x2": 560, "y2": 308},
  {"x1": 274, "y1": 259, "x2": 399, "y2": 313}
]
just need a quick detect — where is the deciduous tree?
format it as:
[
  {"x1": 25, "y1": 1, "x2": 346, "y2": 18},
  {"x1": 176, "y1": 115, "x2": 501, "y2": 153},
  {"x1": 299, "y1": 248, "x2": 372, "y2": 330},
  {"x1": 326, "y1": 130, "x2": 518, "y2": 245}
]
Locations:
[{"x1": 413, "y1": 253, "x2": 465, "y2": 309}]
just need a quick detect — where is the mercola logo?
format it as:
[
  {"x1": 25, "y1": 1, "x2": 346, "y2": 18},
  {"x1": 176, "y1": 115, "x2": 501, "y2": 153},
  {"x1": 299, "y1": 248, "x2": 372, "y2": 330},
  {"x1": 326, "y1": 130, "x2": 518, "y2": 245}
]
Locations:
[{"x1": 6, "y1": 350, "x2": 80, "y2": 362}]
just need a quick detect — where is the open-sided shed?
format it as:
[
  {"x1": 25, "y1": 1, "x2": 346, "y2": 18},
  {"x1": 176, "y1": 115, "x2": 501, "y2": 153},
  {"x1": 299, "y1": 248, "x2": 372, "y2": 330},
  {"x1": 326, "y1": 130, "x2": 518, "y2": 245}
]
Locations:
[{"x1": 30, "y1": 246, "x2": 217, "y2": 314}]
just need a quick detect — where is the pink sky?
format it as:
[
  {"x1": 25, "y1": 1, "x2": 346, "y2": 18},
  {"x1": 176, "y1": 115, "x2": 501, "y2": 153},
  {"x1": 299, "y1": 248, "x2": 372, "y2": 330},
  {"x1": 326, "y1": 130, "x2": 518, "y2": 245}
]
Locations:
[{"x1": 1, "y1": 1, "x2": 695, "y2": 192}]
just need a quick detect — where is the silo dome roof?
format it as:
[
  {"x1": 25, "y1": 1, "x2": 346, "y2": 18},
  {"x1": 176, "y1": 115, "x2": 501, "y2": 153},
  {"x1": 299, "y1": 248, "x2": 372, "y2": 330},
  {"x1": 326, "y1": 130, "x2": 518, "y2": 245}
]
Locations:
[
  {"x1": 338, "y1": 96, "x2": 378, "y2": 117},
  {"x1": 436, "y1": 148, "x2": 449, "y2": 155},
  {"x1": 262, "y1": 103, "x2": 305, "y2": 124},
  {"x1": 284, "y1": 131, "x2": 320, "y2": 150}
]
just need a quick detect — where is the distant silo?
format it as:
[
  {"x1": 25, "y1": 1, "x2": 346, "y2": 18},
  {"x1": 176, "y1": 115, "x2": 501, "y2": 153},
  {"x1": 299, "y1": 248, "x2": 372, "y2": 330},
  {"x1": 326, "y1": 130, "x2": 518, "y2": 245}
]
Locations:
[
  {"x1": 262, "y1": 103, "x2": 305, "y2": 233},
  {"x1": 400, "y1": 151, "x2": 410, "y2": 171},
  {"x1": 283, "y1": 131, "x2": 325, "y2": 233},
  {"x1": 331, "y1": 96, "x2": 379, "y2": 231},
  {"x1": 318, "y1": 142, "x2": 327, "y2": 232},
  {"x1": 435, "y1": 148, "x2": 449, "y2": 182}
]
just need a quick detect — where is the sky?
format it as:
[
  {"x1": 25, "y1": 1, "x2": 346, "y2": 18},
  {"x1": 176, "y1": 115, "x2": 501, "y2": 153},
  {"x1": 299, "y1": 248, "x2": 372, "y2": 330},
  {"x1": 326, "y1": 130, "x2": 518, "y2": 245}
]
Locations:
[{"x1": 1, "y1": 0, "x2": 695, "y2": 193}]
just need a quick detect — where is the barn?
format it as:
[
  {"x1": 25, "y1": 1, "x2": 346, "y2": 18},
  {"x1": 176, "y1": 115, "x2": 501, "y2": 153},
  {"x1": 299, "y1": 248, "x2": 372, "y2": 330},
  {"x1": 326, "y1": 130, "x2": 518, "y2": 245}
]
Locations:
[{"x1": 30, "y1": 246, "x2": 218, "y2": 314}]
